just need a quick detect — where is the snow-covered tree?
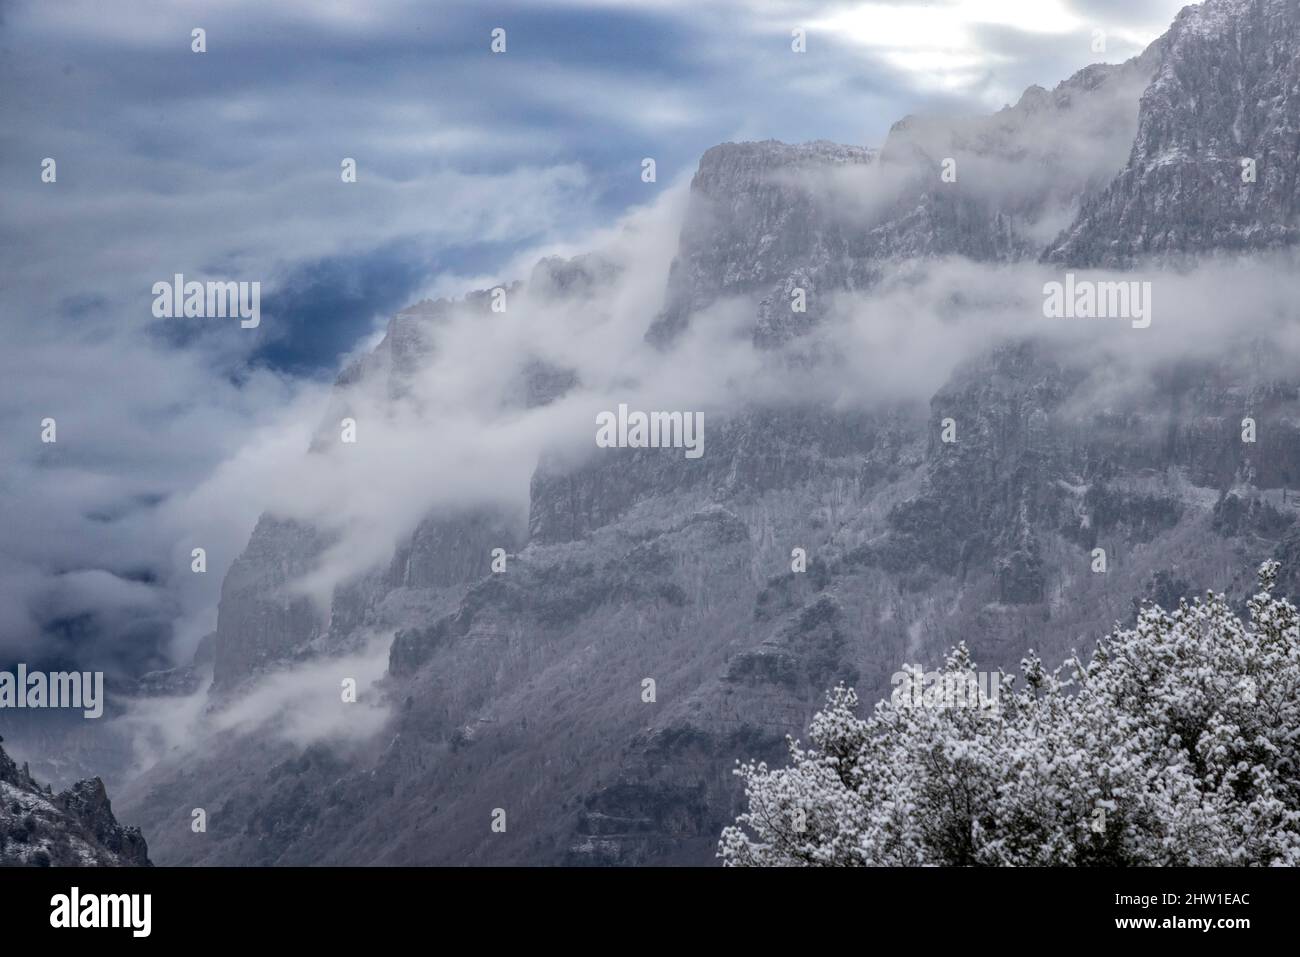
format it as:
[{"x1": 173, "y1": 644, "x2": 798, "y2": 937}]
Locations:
[{"x1": 719, "y1": 561, "x2": 1300, "y2": 866}]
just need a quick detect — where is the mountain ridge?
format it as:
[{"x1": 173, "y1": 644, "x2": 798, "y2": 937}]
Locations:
[{"x1": 95, "y1": 0, "x2": 1300, "y2": 865}]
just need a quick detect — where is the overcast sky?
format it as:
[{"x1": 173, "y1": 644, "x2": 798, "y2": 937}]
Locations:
[{"x1": 0, "y1": 0, "x2": 1193, "y2": 677}]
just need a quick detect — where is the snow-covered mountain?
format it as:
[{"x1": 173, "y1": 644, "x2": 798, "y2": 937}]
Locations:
[
  {"x1": 89, "y1": 0, "x2": 1300, "y2": 866},
  {"x1": 1049, "y1": 0, "x2": 1300, "y2": 264}
]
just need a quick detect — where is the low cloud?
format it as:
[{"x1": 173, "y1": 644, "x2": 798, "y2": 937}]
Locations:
[
  {"x1": 117, "y1": 631, "x2": 393, "y2": 774},
  {"x1": 191, "y1": 210, "x2": 1300, "y2": 615}
]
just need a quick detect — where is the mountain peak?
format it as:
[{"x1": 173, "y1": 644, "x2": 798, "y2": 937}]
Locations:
[{"x1": 1047, "y1": 0, "x2": 1300, "y2": 265}]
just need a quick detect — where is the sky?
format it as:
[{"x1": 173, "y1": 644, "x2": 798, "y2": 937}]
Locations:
[{"x1": 0, "y1": 0, "x2": 1194, "y2": 679}]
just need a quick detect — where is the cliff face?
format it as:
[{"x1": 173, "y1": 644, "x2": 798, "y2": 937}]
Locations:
[
  {"x1": 647, "y1": 41, "x2": 1162, "y2": 348},
  {"x1": 645, "y1": 140, "x2": 876, "y2": 347},
  {"x1": 211, "y1": 516, "x2": 329, "y2": 691},
  {"x1": 118, "y1": 0, "x2": 1300, "y2": 865},
  {"x1": 1048, "y1": 0, "x2": 1300, "y2": 265},
  {"x1": 0, "y1": 739, "x2": 150, "y2": 866}
]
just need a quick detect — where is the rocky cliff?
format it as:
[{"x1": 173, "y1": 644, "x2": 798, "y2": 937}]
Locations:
[
  {"x1": 0, "y1": 738, "x2": 150, "y2": 866},
  {"x1": 1047, "y1": 0, "x2": 1300, "y2": 265},
  {"x1": 116, "y1": 0, "x2": 1300, "y2": 866}
]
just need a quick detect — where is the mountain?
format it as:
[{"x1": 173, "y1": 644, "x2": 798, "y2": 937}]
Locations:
[
  {"x1": 1048, "y1": 0, "x2": 1300, "y2": 264},
  {"x1": 648, "y1": 40, "x2": 1162, "y2": 348},
  {"x1": 98, "y1": 0, "x2": 1300, "y2": 866},
  {"x1": 0, "y1": 737, "x2": 150, "y2": 866}
]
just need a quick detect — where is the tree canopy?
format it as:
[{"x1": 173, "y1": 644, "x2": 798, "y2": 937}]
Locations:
[{"x1": 720, "y1": 561, "x2": 1300, "y2": 866}]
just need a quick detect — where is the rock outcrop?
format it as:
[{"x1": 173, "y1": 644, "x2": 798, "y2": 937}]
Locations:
[
  {"x1": 0, "y1": 738, "x2": 150, "y2": 866},
  {"x1": 1047, "y1": 0, "x2": 1300, "y2": 265}
]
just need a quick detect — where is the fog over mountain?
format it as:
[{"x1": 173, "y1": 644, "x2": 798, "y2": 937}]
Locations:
[{"x1": 4, "y1": 0, "x2": 1299, "y2": 867}]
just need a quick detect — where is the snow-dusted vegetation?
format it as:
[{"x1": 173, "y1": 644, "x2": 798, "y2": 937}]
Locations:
[{"x1": 721, "y1": 561, "x2": 1300, "y2": 866}]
